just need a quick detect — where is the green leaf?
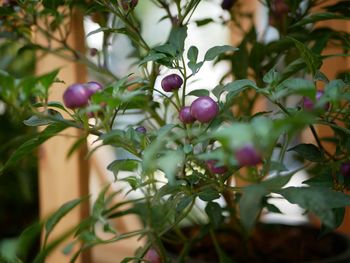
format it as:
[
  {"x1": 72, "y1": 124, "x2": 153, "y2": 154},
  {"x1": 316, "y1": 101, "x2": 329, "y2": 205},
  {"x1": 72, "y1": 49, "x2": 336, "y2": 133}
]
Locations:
[
  {"x1": 320, "y1": 208, "x2": 345, "y2": 236},
  {"x1": 274, "y1": 78, "x2": 316, "y2": 99},
  {"x1": 323, "y1": 79, "x2": 347, "y2": 104},
  {"x1": 23, "y1": 115, "x2": 53, "y2": 126},
  {"x1": 291, "y1": 13, "x2": 350, "y2": 28},
  {"x1": 278, "y1": 187, "x2": 350, "y2": 228},
  {"x1": 0, "y1": 123, "x2": 68, "y2": 174},
  {"x1": 157, "y1": 150, "x2": 185, "y2": 185},
  {"x1": 45, "y1": 197, "x2": 87, "y2": 243},
  {"x1": 302, "y1": 169, "x2": 333, "y2": 187},
  {"x1": 62, "y1": 242, "x2": 75, "y2": 255},
  {"x1": 265, "y1": 203, "x2": 282, "y2": 214},
  {"x1": 188, "y1": 61, "x2": 204, "y2": 75},
  {"x1": 42, "y1": 0, "x2": 64, "y2": 9},
  {"x1": 263, "y1": 174, "x2": 293, "y2": 191},
  {"x1": 142, "y1": 125, "x2": 176, "y2": 174},
  {"x1": 176, "y1": 196, "x2": 193, "y2": 212},
  {"x1": 0, "y1": 238, "x2": 19, "y2": 263},
  {"x1": 86, "y1": 27, "x2": 124, "y2": 38},
  {"x1": 168, "y1": 25, "x2": 188, "y2": 56},
  {"x1": 195, "y1": 18, "x2": 214, "y2": 27},
  {"x1": 187, "y1": 89, "x2": 210, "y2": 97},
  {"x1": 107, "y1": 159, "x2": 140, "y2": 181},
  {"x1": 187, "y1": 46, "x2": 203, "y2": 74},
  {"x1": 288, "y1": 37, "x2": 322, "y2": 75},
  {"x1": 16, "y1": 222, "x2": 42, "y2": 261},
  {"x1": 288, "y1": 143, "x2": 324, "y2": 162},
  {"x1": 153, "y1": 44, "x2": 177, "y2": 57},
  {"x1": 138, "y1": 51, "x2": 167, "y2": 66},
  {"x1": 263, "y1": 68, "x2": 281, "y2": 85},
  {"x1": 212, "y1": 84, "x2": 225, "y2": 100},
  {"x1": 33, "y1": 101, "x2": 68, "y2": 113},
  {"x1": 23, "y1": 110, "x2": 64, "y2": 126},
  {"x1": 198, "y1": 188, "x2": 220, "y2": 202},
  {"x1": 37, "y1": 69, "x2": 60, "y2": 92},
  {"x1": 269, "y1": 161, "x2": 288, "y2": 172},
  {"x1": 224, "y1": 79, "x2": 258, "y2": 93},
  {"x1": 214, "y1": 123, "x2": 254, "y2": 149},
  {"x1": 92, "y1": 185, "x2": 110, "y2": 219},
  {"x1": 204, "y1": 45, "x2": 238, "y2": 61},
  {"x1": 279, "y1": 58, "x2": 306, "y2": 83},
  {"x1": 205, "y1": 202, "x2": 222, "y2": 227},
  {"x1": 67, "y1": 136, "x2": 87, "y2": 159},
  {"x1": 187, "y1": 46, "x2": 199, "y2": 63},
  {"x1": 314, "y1": 71, "x2": 329, "y2": 83},
  {"x1": 239, "y1": 185, "x2": 267, "y2": 231}
]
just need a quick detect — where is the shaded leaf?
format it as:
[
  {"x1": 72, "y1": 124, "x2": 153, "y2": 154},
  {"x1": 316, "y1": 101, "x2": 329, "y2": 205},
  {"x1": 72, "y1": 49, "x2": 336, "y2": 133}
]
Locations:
[
  {"x1": 289, "y1": 37, "x2": 322, "y2": 75},
  {"x1": 107, "y1": 159, "x2": 140, "y2": 181},
  {"x1": 45, "y1": 197, "x2": 87, "y2": 243},
  {"x1": 205, "y1": 202, "x2": 222, "y2": 227},
  {"x1": 0, "y1": 123, "x2": 68, "y2": 174},
  {"x1": 168, "y1": 26, "x2": 188, "y2": 56},
  {"x1": 204, "y1": 45, "x2": 238, "y2": 61},
  {"x1": 239, "y1": 185, "x2": 266, "y2": 231},
  {"x1": 157, "y1": 150, "x2": 185, "y2": 185},
  {"x1": 198, "y1": 188, "x2": 220, "y2": 202},
  {"x1": 187, "y1": 89, "x2": 210, "y2": 97},
  {"x1": 278, "y1": 187, "x2": 350, "y2": 228},
  {"x1": 288, "y1": 143, "x2": 324, "y2": 162},
  {"x1": 291, "y1": 13, "x2": 350, "y2": 28}
]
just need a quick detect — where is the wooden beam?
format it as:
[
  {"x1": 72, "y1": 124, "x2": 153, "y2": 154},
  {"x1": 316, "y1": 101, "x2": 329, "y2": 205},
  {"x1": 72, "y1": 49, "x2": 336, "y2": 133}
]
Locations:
[{"x1": 36, "y1": 10, "x2": 91, "y2": 263}]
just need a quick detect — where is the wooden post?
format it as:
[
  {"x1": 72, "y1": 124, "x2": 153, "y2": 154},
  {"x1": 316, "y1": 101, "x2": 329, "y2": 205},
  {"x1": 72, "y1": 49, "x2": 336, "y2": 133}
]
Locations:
[{"x1": 36, "y1": 11, "x2": 91, "y2": 263}]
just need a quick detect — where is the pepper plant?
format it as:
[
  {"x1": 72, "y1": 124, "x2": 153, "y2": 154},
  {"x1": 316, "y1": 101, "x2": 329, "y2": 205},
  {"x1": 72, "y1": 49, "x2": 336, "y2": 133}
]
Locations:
[{"x1": 0, "y1": 0, "x2": 350, "y2": 262}]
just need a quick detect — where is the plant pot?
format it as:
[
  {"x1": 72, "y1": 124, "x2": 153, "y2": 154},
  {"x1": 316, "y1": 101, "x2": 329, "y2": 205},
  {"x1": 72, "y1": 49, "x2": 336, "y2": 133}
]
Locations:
[{"x1": 163, "y1": 224, "x2": 350, "y2": 263}]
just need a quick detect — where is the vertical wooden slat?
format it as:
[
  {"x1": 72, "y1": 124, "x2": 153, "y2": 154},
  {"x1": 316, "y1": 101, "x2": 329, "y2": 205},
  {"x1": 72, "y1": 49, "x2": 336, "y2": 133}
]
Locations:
[{"x1": 36, "y1": 11, "x2": 91, "y2": 263}]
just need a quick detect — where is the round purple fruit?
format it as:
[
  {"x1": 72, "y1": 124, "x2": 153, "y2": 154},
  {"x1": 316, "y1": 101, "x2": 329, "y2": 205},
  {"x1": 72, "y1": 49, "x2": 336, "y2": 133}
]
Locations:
[
  {"x1": 235, "y1": 145, "x2": 262, "y2": 167},
  {"x1": 206, "y1": 160, "x2": 228, "y2": 174},
  {"x1": 303, "y1": 90, "x2": 330, "y2": 111},
  {"x1": 144, "y1": 248, "x2": 161, "y2": 263},
  {"x1": 63, "y1": 83, "x2": 90, "y2": 109},
  {"x1": 340, "y1": 161, "x2": 350, "y2": 177},
  {"x1": 190, "y1": 96, "x2": 219, "y2": 123},
  {"x1": 161, "y1": 74, "x2": 183, "y2": 92},
  {"x1": 85, "y1": 81, "x2": 103, "y2": 98},
  {"x1": 221, "y1": 0, "x2": 236, "y2": 10},
  {"x1": 179, "y1": 106, "x2": 196, "y2": 124},
  {"x1": 135, "y1": 126, "x2": 147, "y2": 133},
  {"x1": 269, "y1": 0, "x2": 290, "y2": 27}
]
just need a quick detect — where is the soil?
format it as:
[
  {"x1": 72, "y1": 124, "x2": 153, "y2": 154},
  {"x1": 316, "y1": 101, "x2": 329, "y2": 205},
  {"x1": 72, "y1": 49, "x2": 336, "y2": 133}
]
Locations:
[{"x1": 163, "y1": 224, "x2": 350, "y2": 263}]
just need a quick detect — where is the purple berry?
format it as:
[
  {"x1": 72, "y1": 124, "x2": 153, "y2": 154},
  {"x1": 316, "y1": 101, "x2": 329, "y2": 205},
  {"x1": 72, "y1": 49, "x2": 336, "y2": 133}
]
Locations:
[
  {"x1": 121, "y1": 0, "x2": 138, "y2": 10},
  {"x1": 89, "y1": 48, "x2": 98, "y2": 57},
  {"x1": 206, "y1": 160, "x2": 228, "y2": 174},
  {"x1": 144, "y1": 248, "x2": 161, "y2": 263},
  {"x1": 179, "y1": 106, "x2": 196, "y2": 124},
  {"x1": 190, "y1": 96, "x2": 219, "y2": 123},
  {"x1": 269, "y1": 0, "x2": 290, "y2": 27},
  {"x1": 161, "y1": 74, "x2": 183, "y2": 92},
  {"x1": 63, "y1": 83, "x2": 90, "y2": 109},
  {"x1": 85, "y1": 81, "x2": 103, "y2": 98},
  {"x1": 221, "y1": 0, "x2": 236, "y2": 10},
  {"x1": 235, "y1": 145, "x2": 262, "y2": 167},
  {"x1": 135, "y1": 126, "x2": 147, "y2": 133},
  {"x1": 303, "y1": 90, "x2": 330, "y2": 111},
  {"x1": 271, "y1": 0, "x2": 289, "y2": 14},
  {"x1": 340, "y1": 161, "x2": 350, "y2": 177}
]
